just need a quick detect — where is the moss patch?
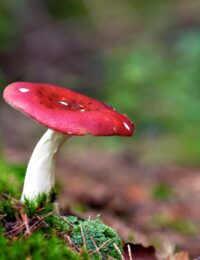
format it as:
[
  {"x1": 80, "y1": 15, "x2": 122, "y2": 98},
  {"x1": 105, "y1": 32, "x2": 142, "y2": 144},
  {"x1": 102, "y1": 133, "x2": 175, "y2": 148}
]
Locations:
[
  {"x1": 0, "y1": 193, "x2": 122, "y2": 259},
  {"x1": 71, "y1": 218, "x2": 122, "y2": 259}
]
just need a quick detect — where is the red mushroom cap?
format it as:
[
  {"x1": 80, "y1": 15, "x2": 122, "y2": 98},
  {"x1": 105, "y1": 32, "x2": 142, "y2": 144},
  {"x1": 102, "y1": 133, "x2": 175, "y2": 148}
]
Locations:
[{"x1": 3, "y1": 82, "x2": 134, "y2": 136}]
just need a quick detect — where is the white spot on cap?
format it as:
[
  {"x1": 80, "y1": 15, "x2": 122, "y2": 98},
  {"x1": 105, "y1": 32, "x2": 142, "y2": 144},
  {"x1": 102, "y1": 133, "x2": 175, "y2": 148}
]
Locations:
[
  {"x1": 123, "y1": 122, "x2": 130, "y2": 131},
  {"x1": 113, "y1": 126, "x2": 117, "y2": 132},
  {"x1": 59, "y1": 101, "x2": 68, "y2": 106},
  {"x1": 80, "y1": 109, "x2": 86, "y2": 112},
  {"x1": 19, "y1": 88, "x2": 29, "y2": 93}
]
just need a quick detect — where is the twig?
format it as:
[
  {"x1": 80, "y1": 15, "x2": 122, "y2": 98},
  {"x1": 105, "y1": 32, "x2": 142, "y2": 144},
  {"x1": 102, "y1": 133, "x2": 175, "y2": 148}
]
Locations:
[
  {"x1": 88, "y1": 233, "x2": 102, "y2": 257},
  {"x1": 30, "y1": 211, "x2": 55, "y2": 232},
  {"x1": 92, "y1": 239, "x2": 111, "y2": 255},
  {"x1": 63, "y1": 234, "x2": 80, "y2": 253},
  {"x1": 80, "y1": 224, "x2": 86, "y2": 250},
  {"x1": 20, "y1": 210, "x2": 31, "y2": 235},
  {"x1": 29, "y1": 218, "x2": 44, "y2": 232},
  {"x1": 127, "y1": 244, "x2": 132, "y2": 260},
  {"x1": 54, "y1": 213, "x2": 74, "y2": 228},
  {"x1": 35, "y1": 215, "x2": 49, "y2": 228},
  {"x1": 113, "y1": 243, "x2": 125, "y2": 260},
  {"x1": 5, "y1": 222, "x2": 25, "y2": 236}
]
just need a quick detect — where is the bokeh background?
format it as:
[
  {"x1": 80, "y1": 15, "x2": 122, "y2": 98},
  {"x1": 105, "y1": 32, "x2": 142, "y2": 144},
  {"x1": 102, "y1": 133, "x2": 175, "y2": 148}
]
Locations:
[{"x1": 1, "y1": 0, "x2": 200, "y2": 257}]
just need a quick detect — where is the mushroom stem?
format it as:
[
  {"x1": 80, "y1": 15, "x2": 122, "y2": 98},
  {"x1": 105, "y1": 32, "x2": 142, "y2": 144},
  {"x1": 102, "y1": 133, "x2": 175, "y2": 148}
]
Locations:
[{"x1": 21, "y1": 129, "x2": 68, "y2": 201}]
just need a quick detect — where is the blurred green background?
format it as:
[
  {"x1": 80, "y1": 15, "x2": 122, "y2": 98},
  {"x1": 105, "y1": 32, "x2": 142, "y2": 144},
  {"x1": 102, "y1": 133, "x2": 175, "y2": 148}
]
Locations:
[{"x1": 1, "y1": 0, "x2": 200, "y2": 166}]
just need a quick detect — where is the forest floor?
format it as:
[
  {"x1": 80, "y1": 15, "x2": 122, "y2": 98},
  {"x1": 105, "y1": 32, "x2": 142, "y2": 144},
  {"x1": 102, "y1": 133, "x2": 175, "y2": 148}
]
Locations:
[
  {"x1": 57, "y1": 151, "x2": 200, "y2": 258},
  {"x1": 4, "y1": 145, "x2": 200, "y2": 258},
  {"x1": 1, "y1": 104, "x2": 200, "y2": 258}
]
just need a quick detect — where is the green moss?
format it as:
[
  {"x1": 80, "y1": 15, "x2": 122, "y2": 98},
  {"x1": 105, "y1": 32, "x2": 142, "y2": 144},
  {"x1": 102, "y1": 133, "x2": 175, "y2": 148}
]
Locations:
[
  {"x1": 0, "y1": 230, "x2": 80, "y2": 260},
  {"x1": 46, "y1": 215, "x2": 71, "y2": 232},
  {"x1": 71, "y1": 218, "x2": 122, "y2": 259},
  {"x1": 45, "y1": 215, "x2": 123, "y2": 258},
  {"x1": 0, "y1": 157, "x2": 123, "y2": 259},
  {"x1": 0, "y1": 193, "x2": 123, "y2": 259},
  {"x1": 24, "y1": 190, "x2": 56, "y2": 217}
]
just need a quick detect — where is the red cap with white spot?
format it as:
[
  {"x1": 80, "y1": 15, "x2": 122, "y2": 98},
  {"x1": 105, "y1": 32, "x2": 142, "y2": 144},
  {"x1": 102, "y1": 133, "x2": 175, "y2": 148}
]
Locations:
[{"x1": 3, "y1": 82, "x2": 134, "y2": 136}]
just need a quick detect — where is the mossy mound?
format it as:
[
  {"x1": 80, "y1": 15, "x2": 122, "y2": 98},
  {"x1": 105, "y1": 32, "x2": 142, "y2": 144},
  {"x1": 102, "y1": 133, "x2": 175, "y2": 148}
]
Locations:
[
  {"x1": 71, "y1": 218, "x2": 122, "y2": 259},
  {"x1": 0, "y1": 192, "x2": 122, "y2": 259}
]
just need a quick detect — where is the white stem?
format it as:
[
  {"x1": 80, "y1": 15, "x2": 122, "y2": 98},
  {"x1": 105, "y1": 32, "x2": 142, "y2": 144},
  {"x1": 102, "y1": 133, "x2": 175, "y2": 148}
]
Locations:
[{"x1": 21, "y1": 129, "x2": 68, "y2": 201}]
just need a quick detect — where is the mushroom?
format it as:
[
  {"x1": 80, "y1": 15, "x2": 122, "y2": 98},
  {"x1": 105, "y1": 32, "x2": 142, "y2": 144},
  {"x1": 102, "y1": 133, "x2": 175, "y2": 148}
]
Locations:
[{"x1": 3, "y1": 82, "x2": 134, "y2": 201}]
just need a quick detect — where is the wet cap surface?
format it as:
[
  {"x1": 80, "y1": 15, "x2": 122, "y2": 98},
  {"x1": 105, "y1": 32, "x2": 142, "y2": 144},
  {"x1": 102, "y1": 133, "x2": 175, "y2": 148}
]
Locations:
[{"x1": 3, "y1": 82, "x2": 134, "y2": 136}]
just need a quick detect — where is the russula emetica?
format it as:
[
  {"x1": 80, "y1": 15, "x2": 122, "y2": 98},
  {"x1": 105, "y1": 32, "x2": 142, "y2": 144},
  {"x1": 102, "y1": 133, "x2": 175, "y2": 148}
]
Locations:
[{"x1": 3, "y1": 82, "x2": 134, "y2": 201}]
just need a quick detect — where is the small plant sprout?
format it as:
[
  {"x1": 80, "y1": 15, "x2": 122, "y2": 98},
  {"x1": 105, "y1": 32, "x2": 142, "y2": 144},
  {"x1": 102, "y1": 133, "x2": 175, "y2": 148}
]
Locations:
[{"x1": 3, "y1": 82, "x2": 134, "y2": 201}]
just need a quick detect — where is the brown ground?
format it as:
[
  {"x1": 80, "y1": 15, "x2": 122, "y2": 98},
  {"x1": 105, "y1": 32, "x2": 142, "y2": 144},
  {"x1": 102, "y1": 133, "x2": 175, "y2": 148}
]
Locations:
[{"x1": 57, "y1": 151, "x2": 200, "y2": 258}]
